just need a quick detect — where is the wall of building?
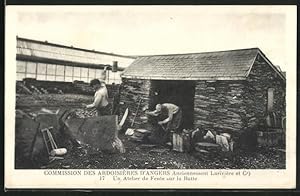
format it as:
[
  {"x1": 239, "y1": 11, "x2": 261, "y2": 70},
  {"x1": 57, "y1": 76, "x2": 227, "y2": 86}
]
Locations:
[
  {"x1": 193, "y1": 56, "x2": 286, "y2": 134},
  {"x1": 121, "y1": 77, "x2": 248, "y2": 134},
  {"x1": 243, "y1": 55, "x2": 286, "y2": 129},
  {"x1": 194, "y1": 80, "x2": 247, "y2": 134},
  {"x1": 17, "y1": 60, "x2": 124, "y2": 84},
  {"x1": 121, "y1": 78, "x2": 250, "y2": 134},
  {"x1": 119, "y1": 78, "x2": 151, "y2": 129},
  {"x1": 120, "y1": 57, "x2": 286, "y2": 135}
]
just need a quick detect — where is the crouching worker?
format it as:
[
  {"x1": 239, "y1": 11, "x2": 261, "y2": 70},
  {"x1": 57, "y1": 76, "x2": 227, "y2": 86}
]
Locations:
[
  {"x1": 145, "y1": 103, "x2": 182, "y2": 144},
  {"x1": 86, "y1": 79, "x2": 112, "y2": 116}
]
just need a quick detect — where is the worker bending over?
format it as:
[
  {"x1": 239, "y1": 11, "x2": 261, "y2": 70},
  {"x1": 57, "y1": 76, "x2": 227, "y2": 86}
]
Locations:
[
  {"x1": 86, "y1": 78, "x2": 112, "y2": 116},
  {"x1": 146, "y1": 103, "x2": 182, "y2": 142}
]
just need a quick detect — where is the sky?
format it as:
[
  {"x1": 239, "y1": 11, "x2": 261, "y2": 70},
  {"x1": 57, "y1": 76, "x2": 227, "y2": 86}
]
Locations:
[{"x1": 11, "y1": 6, "x2": 297, "y2": 71}]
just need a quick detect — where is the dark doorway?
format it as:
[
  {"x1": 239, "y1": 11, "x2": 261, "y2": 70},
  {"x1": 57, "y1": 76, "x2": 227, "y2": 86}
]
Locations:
[{"x1": 149, "y1": 80, "x2": 196, "y2": 129}]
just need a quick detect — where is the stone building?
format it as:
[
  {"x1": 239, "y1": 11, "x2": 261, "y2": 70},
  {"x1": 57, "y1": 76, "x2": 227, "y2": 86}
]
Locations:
[{"x1": 120, "y1": 48, "x2": 286, "y2": 136}]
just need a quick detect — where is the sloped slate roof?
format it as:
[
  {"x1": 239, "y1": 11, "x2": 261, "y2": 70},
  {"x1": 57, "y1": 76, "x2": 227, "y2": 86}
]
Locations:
[{"x1": 122, "y1": 48, "x2": 282, "y2": 80}]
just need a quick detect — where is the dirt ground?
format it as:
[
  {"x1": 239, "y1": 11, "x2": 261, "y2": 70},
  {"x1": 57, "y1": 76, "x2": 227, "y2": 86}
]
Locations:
[
  {"x1": 16, "y1": 93, "x2": 286, "y2": 170},
  {"x1": 40, "y1": 134, "x2": 285, "y2": 169}
]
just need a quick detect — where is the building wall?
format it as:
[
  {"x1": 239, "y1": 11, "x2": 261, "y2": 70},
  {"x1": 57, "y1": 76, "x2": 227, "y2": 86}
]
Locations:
[
  {"x1": 243, "y1": 55, "x2": 286, "y2": 129},
  {"x1": 194, "y1": 80, "x2": 247, "y2": 134},
  {"x1": 119, "y1": 78, "x2": 151, "y2": 128},
  {"x1": 17, "y1": 60, "x2": 124, "y2": 84},
  {"x1": 193, "y1": 56, "x2": 286, "y2": 134},
  {"x1": 121, "y1": 57, "x2": 286, "y2": 135},
  {"x1": 121, "y1": 78, "x2": 252, "y2": 134}
]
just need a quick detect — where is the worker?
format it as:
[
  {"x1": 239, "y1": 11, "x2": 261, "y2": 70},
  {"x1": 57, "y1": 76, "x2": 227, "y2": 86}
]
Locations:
[
  {"x1": 145, "y1": 103, "x2": 182, "y2": 142},
  {"x1": 86, "y1": 78, "x2": 112, "y2": 116}
]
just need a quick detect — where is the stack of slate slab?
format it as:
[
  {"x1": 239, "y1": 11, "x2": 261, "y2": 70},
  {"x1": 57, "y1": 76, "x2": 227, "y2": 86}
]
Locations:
[
  {"x1": 128, "y1": 129, "x2": 151, "y2": 142},
  {"x1": 194, "y1": 142, "x2": 221, "y2": 154},
  {"x1": 119, "y1": 79, "x2": 150, "y2": 129},
  {"x1": 73, "y1": 81, "x2": 94, "y2": 95},
  {"x1": 194, "y1": 81, "x2": 245, "y2": 134}
]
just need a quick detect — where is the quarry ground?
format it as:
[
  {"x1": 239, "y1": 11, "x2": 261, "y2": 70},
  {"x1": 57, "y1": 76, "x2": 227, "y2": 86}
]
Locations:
[
  {"x1": 17, "y1": 94, "x2": 286, "y2": 169},
  {"x1": 40, "y1": 134, "x2": 285, "y2": 169}
]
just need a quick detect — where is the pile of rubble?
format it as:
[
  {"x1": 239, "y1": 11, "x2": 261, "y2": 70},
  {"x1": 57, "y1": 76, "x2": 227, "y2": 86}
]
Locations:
[
  {"x1": 125, "y1": 128, "x2": 151, "y2": 142},
  {"x1": 70, "y1": 108, "x2": 98, "y2": 118},
  {"x1": 16, "y1": 80, "x2": 65, "y2": 95},
  {"x1": 17, "y1": 79, "x2": 121, "y2": 98},
  {"x1": 171, "y1": 128, "x2": 234, "y2": 154},
  {"x1": 124, "y1": 126, "x2": 235, "y2": 155}
]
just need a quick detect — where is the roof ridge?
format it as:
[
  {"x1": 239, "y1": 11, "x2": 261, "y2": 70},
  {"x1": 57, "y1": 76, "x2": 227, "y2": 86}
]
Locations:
[{"x1": 137, "y1": 48, "x2": 260, "y2": 57}]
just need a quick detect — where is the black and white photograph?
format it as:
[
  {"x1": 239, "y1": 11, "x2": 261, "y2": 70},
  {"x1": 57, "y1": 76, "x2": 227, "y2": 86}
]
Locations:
[{"x1": 5, "y1": 5, "x2": 296, "y2": 189}]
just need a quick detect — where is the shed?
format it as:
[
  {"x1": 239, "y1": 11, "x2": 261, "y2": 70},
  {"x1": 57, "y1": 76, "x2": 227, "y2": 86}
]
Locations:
[
  {"x1": 16, "y1": 37, "x2": 136, "y2": 84},
  {"x1": 120, "y1": 48, "x2": 286, "y2": 135}
]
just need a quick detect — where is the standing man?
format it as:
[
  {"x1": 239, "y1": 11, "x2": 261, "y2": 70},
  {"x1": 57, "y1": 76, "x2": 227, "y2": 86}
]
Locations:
[
  {"x1": 145, "y1": 103, "x2": 182, "y2": 142},
  {"x1": 86, "y1": 79, "x2": 112, "y2": 116}
]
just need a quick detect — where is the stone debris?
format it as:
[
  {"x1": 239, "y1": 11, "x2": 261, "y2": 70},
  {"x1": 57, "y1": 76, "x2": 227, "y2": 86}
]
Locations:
[
  {"x1": 125, "y1": 128, "x2": 134, "y2": 136},
  {"x1": 139, "y1": 144, "x2": 157, "y2": 148},
  {"x1": 72, "y1": 108, "x2": 98, "y2": 118},
  {"x1": 128, "y1": 129, "x2": 151, "y2": 142},
  {"x1": 149, "y1": 148, "x2": 168, "y2": 154}
]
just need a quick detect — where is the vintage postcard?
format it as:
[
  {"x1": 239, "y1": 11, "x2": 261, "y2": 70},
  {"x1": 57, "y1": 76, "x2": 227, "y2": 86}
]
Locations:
[{"x1": 5, "y1": 5, "x2": 297, "y2": 189}]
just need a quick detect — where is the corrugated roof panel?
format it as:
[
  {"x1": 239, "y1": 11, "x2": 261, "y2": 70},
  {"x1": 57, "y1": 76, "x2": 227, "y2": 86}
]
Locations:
[{"x1": 16, "y1": 38, "x2": 136, "y2": 67}]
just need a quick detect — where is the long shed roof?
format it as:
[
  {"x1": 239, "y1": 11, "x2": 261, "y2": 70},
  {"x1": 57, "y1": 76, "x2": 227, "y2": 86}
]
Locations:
[
  {"x1": 16, "y1": 37, "x2": 136, "y2": 70},
  {"x1": 122, "y1": 48, "x2": 285, "y2": 80}
]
